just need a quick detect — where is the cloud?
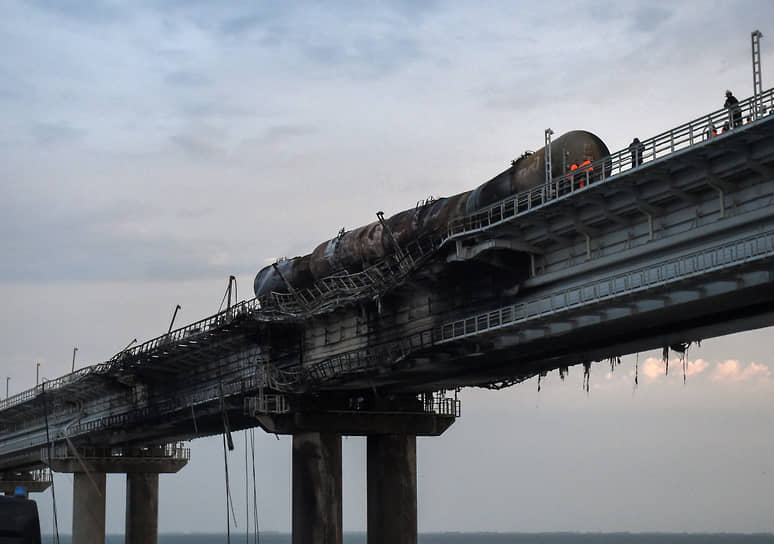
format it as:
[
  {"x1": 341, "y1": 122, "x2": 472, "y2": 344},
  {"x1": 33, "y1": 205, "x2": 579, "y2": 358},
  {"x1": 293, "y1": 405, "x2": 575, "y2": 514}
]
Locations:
[
  {"x1": 169, "y1": 133, "x2": 223, "y2": 158},
  {"x1": 641, "y1": 357, "x2": 710, "y2": 380},
  {"x1": 29, "y1": 122, "x2": 85, "y2": 146},
  {"x1": 164, "y1": 70, "x2": 211, "y2": 87},
  {"x1": 639, "y1": 356, "x2": 772, "y2": 386},
  {"x1": 27, "y1": 0, "x2": 126, "y2": 23},
  {"x1": 711, "y1": 360, "x2": 772, "y2": 383},
  {"x1": 629, "y1": 6, "x2": 673, "y2": 33}
]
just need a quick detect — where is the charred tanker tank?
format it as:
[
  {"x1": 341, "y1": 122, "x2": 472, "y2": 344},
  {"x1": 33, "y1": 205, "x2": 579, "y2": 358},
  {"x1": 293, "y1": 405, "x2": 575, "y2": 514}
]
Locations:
[{"x1": 254, "y1": 130, "x2": 610, "y2": 298}]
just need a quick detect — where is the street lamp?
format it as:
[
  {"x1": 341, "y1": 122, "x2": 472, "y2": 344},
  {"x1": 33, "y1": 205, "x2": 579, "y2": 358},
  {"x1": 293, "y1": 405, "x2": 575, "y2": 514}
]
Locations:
[
  {"x1": 168, "y1": 304, "x2": 182, "y2": 334},
  {"x1": 5, "y1": 377, "x2": 9, "y2": 399},
  {"x1": 36, "y1": 363, "x2": 40, "y2": 386},
  {"x1": 71, "y1": 347, "x2": 78, "y2": 373}
]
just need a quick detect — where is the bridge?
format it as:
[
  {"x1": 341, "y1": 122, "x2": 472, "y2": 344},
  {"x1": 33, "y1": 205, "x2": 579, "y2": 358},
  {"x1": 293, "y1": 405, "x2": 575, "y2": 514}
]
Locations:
[{"x1": 2, "y1": 88, "x2": 774, "y2": 544}]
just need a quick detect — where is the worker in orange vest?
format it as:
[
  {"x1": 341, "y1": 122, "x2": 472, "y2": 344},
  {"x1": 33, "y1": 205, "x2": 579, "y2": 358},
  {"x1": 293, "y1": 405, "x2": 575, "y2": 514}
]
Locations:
[{"x1": 570, "y1": 163, "x2": 579, "y2": 188}]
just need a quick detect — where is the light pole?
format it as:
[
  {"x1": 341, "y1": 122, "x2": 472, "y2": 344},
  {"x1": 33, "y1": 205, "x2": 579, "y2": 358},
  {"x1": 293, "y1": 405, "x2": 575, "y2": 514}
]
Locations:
[
  {"x1": 5, "y1": 377, "x2": 9, "y2": 399},
  {"x1": 36, "y1": 362, "x2": 40, "y2": 386},
  {"x1": 71, "y1": 347, "x2": 78, "y2": 373},
  {"x1": 168, "y1": 304, "x2": 181, "y2": 334}
]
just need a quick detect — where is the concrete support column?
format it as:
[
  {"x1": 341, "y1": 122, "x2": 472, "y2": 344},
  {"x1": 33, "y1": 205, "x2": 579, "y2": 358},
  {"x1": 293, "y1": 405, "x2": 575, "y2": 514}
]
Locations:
[
  {"x1": 367, "y1": 433, "x2": 417, "y2": 544},
  {"x1": 292, "y1": 432, "x2": 342, "y2": 544},
  {"x1": 126, "y1": 472, "x2": 159, "y2": 544},
  {"x1": 72, "y1": 471, "x2": 106, "y2": 544}
]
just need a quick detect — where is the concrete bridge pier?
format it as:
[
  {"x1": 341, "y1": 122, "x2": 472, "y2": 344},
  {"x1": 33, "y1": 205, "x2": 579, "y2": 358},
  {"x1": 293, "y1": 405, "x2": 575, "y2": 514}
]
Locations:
[
  {"x1": 72, "y1": 471, "x2": 106, "y2": 544},
  {"x1": 367, "y1": 433, "x2": 417, "y2": 544},
  {"x1": 125, "y1": 471, "x2": 160, "y2": 544},
  {"x1": 292, "y1": 432, "x2": 343, "y2": 544},
  {"x1": 48, "y1": 443, "x2": 189, "y2": 544},
  {"x1": 255, "y1": 395, "x2": 456, "y2": 544}
]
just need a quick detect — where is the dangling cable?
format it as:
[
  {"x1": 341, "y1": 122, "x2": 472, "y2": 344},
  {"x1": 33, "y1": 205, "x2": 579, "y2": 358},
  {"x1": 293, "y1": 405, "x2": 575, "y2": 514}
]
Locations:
[
  {"x1": 223, "y1": 433, "x2": 232, "y2": 543},
  {"x1": 250, "y1": 428, "x2": 260, "y2": 544},
  {"x1": 42, "y1": 385, "x2": 60, "y2": 544},
  {"x1": 244, "y1": 430, "x2": 249, "y2": 544}
]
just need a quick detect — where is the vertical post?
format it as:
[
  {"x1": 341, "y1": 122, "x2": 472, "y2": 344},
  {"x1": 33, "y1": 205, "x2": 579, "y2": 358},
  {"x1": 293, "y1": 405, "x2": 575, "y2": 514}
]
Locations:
[
  {"x1": 126, "y1": 472, "x2": 160, "y2": 544},
  {"x1": 168, "y1": 305, "x2": 181, "y2": 334},
  {"x1": 367, "y1": 434, "x2": 417, "y2": 544},
  {"x1": 752, "y1": 30, "x2": 764, "y2": 119},
  {"x1": 292, "y1": 432, "x2": 342, "y2": 544},
  {"x1": 71, "y1": 347, "x2": 78, "y2": 373},
  {"x1": 73, "y1": 471, "x2": 106, "y2": 544},
  {"x1": 544, "y1": 128, "x2": 554, "y2": 188}
]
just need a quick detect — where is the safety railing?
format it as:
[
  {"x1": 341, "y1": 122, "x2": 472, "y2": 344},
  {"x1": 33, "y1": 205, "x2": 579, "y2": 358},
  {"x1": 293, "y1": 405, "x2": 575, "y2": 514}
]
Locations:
[
  {"x1": 265, "y1": 233, "x2": 442, "y2": 317},
  {"x1": 420, "y1": 393, "x2": 461, "y2": 417},
  {"x1": 45, "y1": 442, "x2": 190, "y2": 461},
  {"x1": 0, "y1": 362, "x2": 114, "y2": 413},
  {"x1": 438, "y1": 229, "x2": 774, "y2": 343},
  {"x1": 244, "y1": 393, "x2": 290, "y2": 416},
  {"x1": 442, "y1": 88, "x2": 774, "y2": 244},
  {"x1": 305, "y1": 329, "x2": 434, "y2": 383}
]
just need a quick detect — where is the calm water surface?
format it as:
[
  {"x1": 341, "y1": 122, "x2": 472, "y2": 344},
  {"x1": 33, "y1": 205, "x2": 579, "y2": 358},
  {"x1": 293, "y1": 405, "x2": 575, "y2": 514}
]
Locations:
[{"x1": 46, "y1": 533, "x2": 774, "y2": 543}]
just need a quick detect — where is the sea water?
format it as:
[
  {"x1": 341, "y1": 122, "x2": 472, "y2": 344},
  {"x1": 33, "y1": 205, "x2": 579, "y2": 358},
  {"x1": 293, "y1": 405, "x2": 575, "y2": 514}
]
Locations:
[{"x1": 45, "y1": 533, "x2": 774, "y2": 543}]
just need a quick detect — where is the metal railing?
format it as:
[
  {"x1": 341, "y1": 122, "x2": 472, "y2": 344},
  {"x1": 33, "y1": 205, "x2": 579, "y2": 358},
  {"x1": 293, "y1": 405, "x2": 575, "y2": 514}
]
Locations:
[
  {"x1": 305, "y1": 329, "x2": 434, "y2": 383},
  {"x1": 420, "y1": 392, "x2": 461, "y2": 417},
  {"x1": 45, "y1": 442, "x2": 190, "y2": 461},
  {"x1": 438, "y1": 229, "x2": 774, "y2": 343},
  {"x1": 442, "y1": 88, "x2": 774, "y2": 244},
  {"x1": 264, "y1": 233, "x2": 441, "y2": 317},
  {"x1": 0, "y1": 363, "x2": 114, "y2": 413},
  {"x1": 244, "y1": 393, "x2": 289, "y2": 416}
]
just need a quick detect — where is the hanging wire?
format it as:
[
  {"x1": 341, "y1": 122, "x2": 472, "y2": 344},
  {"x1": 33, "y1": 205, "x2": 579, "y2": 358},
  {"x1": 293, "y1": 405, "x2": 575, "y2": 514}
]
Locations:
[
  {"x1": 42, "y1": 385, "x2": 60, "y2": 544},
  {"x1": 244, "y1": 430, "x2": 249, "y2": 544},
  {"x1": 250, "y1": 428, "x2": 260, "y2": 544},
  {"x1": 223, "y1": 433, "x2": 233, "y2": 543},
  {"x1": 634, "y1": 352, "x2": 639, "y2": 390}
]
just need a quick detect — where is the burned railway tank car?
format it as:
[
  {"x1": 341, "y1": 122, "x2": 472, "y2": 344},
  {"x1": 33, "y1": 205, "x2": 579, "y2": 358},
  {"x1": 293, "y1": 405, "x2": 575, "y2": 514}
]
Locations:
[{"x1": 254, "y1": 130, "x2": 609, "y2": 298}]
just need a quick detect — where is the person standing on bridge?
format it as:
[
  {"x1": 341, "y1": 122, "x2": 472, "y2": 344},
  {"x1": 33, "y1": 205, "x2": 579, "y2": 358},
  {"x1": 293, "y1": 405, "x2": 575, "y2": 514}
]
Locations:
[
  {"x1": 724, "y1": 90, "x2": 742, "y2": 128},
  {"x1": 629, "y1": 137, "x2": 644, "y2": 168},
  {"x1": 578, "y1": 159, "x2": 594, "y2": 186}
]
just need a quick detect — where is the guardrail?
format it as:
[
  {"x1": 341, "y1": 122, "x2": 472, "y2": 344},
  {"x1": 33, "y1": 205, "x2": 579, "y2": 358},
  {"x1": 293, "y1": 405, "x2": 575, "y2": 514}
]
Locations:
[
  {"x1": 442, "y1": 88, "x2": 774, "y2": 243},
  {"x1": 45, "y1": 442, "x2": 190, "y2": 461},
  {"x1": 438, "y1": 229, "x2": 774, "y2": 343},
  {"x1": 305, "y1": 329, "x2": 434, "y2": 383}
]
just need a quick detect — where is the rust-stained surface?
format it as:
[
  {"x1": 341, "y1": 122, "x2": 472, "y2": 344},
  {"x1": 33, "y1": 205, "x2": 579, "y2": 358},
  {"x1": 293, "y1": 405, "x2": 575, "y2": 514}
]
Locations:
[{"x1": 254, "y1": 130, "x2": 610, "y2": 298}]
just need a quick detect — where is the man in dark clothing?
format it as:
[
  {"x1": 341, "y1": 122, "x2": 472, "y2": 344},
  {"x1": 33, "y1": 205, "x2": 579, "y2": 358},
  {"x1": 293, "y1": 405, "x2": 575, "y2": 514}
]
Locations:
[
  {"x1": 724, "y1": 90, "x2": 742, "y2": 127},
  {"x1": 629, "y1": 137, "x2": 644, "y2": 167}
]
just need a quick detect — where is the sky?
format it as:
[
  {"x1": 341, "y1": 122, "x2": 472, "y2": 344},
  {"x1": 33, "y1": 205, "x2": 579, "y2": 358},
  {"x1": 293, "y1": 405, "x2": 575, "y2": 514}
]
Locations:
[{"x1": 1, "y1": 0, "x2": 774, "y2": 535}]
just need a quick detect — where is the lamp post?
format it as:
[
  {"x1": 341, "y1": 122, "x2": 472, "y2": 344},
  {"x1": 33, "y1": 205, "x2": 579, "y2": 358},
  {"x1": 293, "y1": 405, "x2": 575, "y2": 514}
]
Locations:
[
  {"x1": 168, "y1": 304, "x2": 181, "y2": 334},
  {"x1": 5, "y1": 377, "x2": 9, "y2": 399},
  {"x1": 36, "y1": 362, "x2": 40, "y2": 386},
  {"x1": 71, "y1": 347, "x2": 78, "y2": 373}
]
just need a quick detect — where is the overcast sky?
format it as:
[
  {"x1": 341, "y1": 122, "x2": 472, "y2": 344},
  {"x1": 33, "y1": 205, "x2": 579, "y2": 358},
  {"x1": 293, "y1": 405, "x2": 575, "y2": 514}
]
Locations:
[{"x1": 2, "y1": 0, "x2": 774, "y2": 535}]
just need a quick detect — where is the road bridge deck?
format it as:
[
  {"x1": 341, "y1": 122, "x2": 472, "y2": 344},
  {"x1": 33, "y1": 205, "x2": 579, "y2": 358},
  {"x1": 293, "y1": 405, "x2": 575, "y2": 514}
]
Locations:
[{"x1": 1, "y1": 90, "x2": 774, "y2": 474}]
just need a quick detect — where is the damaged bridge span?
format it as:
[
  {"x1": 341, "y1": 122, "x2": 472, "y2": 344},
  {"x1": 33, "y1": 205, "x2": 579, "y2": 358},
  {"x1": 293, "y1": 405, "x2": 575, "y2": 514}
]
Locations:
[{"x1": 2, "y1": 90, "x2": 774, "y2": 544}]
